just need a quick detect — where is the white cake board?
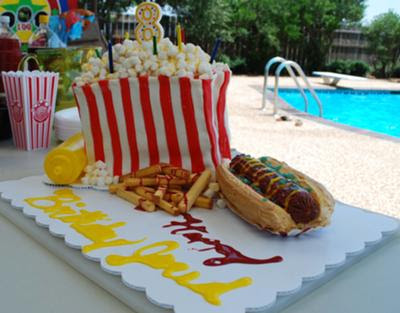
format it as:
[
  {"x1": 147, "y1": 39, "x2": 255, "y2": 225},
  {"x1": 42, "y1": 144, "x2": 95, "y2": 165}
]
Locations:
[{"x1": 0, "y1": 176, "x2": 398, "y2": 313}]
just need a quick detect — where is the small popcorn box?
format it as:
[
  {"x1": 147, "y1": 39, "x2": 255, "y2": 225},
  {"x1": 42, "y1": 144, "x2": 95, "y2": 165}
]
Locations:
[
  {"x1": 2, "y1": 69, "x2": 59, "y2": 150},
  {"x1": 73, "y1": 71, "x2": 231, "y2": 176}
]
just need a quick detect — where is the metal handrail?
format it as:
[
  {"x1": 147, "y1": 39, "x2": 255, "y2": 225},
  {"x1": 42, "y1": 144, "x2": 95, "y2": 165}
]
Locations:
[
  {"x1": 261, "y1": 57, "x2": 323, "y2": 117},
  {"x1": 275, "y1": 61, "x2": 323, "y2": 117},
  {"x1": 261, "y1": 57, "x2": 308, "y2": 113},
  {"x1": 261, "y1": 57, "x2": 286, "y2": 111}
]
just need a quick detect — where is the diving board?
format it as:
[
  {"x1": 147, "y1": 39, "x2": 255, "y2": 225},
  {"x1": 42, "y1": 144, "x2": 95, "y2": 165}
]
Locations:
[{"x1": 313, "y1": 71, "x2": 368, "y2": 86}]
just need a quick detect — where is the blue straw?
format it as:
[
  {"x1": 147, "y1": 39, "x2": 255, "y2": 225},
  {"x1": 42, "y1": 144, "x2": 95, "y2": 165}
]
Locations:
[
  {"x1": 210, "y1": 38, "x2": 221, "y2": 63},
  {"x1": 108, "y1": 41, "x2": 114, "y2": 73}
]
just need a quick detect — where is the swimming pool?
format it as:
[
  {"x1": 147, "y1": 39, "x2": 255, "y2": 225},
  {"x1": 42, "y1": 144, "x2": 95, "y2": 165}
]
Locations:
[{"x1": 278, "y1": 89, "x2": 400, "y2": 138}]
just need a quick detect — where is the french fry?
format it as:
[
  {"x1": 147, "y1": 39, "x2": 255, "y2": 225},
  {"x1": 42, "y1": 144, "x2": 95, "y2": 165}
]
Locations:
[
  {"x1": 125, "y1": 177, "x2": 187, "y2": 187},
  {"x1": 189, "y1": 173, "x2": 200, "y2": 184},
  {"x1": 157, "y1": 176, "x2": 188, "y2": 186},
  {"x1": 134, "y1": 186, "x2": 155, "y2": 198},
  {"x1": 168, "y1": 185, "x2": 183, "y2": 190},
  {"x1": 158, "y1": 200, "x2": 180, "y2": 216},
  {"x1": 163, "y1": 193, "x2": 172, "y2": 201},
  {"x1": 134, "y1": 185, "x2": 179, "y2": 215},
  {"x1": 170, "y1": 192, "x2": 184, "y2": 203},
  {"x1": 162, "y1": 166, "x2": 191, "y2": 179},
  {"x1": 153, "y1": 186, "x2": 167, "y2": 204},
  {"x1": 120, "y1": 173, "x2": 133, "y2": 182},
  {"x1": 195, "y1": 196, "x2": 213, "y2": 209},
  {"x1": 109, "y1": 183, "x2": 126, "y2": 194},
  {"x1": 133, "y1": 164, "x2": 163, "y2": 178},
  {"x1": 178, "y1": 169, "x2": 212, "y2": 213},
  {"x1": 140, "y1": 201, "x2": 157, "y2": 212},
  {"x1": 115, "y1": 188, "x2": 156, "y2": 212},
  {"x1": 113, "y1": 164, "x2": 215, "y2": 216}
]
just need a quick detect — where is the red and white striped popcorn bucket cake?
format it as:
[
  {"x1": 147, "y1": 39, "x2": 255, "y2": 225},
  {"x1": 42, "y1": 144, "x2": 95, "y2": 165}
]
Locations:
[
  {"x1": 73, "y1": 71, "x2": 231, "y2": 176},
  {"x1": 1, "y1": 70, "x2": 59, "y2": 150}
]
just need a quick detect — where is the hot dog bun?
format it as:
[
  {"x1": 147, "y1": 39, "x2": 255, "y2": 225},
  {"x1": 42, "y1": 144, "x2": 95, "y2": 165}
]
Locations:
[{"x1": 216, "y1": 156, "x2": 334, "y2": 235}]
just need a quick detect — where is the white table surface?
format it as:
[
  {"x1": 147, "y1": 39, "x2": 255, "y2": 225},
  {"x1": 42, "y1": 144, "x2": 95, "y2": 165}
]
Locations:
[{"x1": 1, "y1": 139, "x2": 400, "y2": 313}]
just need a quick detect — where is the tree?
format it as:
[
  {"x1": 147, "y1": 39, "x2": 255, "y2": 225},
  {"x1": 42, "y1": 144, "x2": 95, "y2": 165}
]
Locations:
[
  {"x1": 364, "y1": 11, "x2": 400, "y2": 78},
  {"x1": 158, "y1": 0, "x2": 234, "y2": 54},
  {"x1": 78, "y1": 0, "x2": 365, "y2": 75}
]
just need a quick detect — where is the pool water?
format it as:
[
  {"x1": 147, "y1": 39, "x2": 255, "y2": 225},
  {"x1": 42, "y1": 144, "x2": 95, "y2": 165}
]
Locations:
[{"x1": 278, "y1": 89, "x2": 400, "y2": 138}]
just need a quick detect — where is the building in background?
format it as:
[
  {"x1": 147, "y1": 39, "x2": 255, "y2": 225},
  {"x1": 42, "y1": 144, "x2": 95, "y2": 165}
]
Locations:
[{"x1": 327, "y1": 28, "x2": 372, "y2": 64}]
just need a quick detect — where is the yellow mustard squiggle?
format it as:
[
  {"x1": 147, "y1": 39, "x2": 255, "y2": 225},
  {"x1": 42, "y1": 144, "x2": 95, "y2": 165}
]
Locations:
[
  {"x1": 24, "y1": 189, "x2": 253, "y2": 306},
  {"x1": 106, "y1": 241, "x2": 252, "y2": 305}
]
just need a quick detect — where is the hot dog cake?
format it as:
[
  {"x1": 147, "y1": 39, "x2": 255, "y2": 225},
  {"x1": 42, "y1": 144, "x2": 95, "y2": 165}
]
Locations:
[{"x1": 217, "y1": 155, "x2": 334, "y2": 235}]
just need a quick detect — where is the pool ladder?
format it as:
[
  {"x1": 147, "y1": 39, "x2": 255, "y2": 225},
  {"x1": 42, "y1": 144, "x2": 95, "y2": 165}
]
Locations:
[{"x1": 261, "y1": 57, "x2": 323, "y2": 117}]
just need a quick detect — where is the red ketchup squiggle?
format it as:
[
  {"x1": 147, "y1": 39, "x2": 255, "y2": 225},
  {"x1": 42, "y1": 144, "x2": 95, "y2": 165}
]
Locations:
[{"x1": 163, "y1": 213, "x2": 283, "y2": 267}]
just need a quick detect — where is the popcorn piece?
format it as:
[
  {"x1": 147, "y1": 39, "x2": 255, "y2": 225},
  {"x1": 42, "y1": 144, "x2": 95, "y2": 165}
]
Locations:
[
  {"x1": 118, "y1": 70, "x2": 129, "y2": 78},
  {"x1": 216, "y1": 199, "x2": 227, "y2": 209},
  {"x1": 198, "y1": 62, "x2": 212, "y2": 75},
  {"x1": 177, "y1": 69, "x2": 188, "y2": 77},
  {"x1": 98, "y1": 169, "x2": 108, "y2": 177},
  {"x1": 81, "y1": 176, "x2": 89, "y2": 185},
  {"x1": 113, "y1": 176, "x2": 120, "y2": 184},
  {"x1": 159, "y1": 67, "x2": 172, "y2": 77},
  {"x1": 84, "y1": 165, "x2": 94, "y2": 173},
  {"x1": 135, "y1": 63, "x2": 144, "y2": 72},
  {"x1": 105, "y1": 176, "x2": 113, "y2": 185},
  {"x1": 95, "y1": 160, "x2": 106, "y2": 169},
  {"x1": 185, "y1": 43, "x2": 196, "y2": 53},
  {"x1": 89, "y1": 176, "x2": 97, "y2": 185},
  {"x1": 199, "y1": 73, "x2": 212, "y2": 80},
  {"x1": 128, "y1": 68, "x2": 137, "y2": 77},
  {"x1": 167, "y1": 45, "x2": 179, "y2": 57},
  {"x1": 96, "y1": 177, "x2": 105, "y2": 187},
  {"x1": 158, "y1": 50, "x2": 168, "y2": 60}
]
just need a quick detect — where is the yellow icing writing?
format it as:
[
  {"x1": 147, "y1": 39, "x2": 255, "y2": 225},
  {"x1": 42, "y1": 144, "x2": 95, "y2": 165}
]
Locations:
[
  {"x1": 25, "y1": 189, "x2": 140, "y2": 253},
  {"x1": 25, "y1": 189, "x2": 78, "y2": 218},
  {"x1": 106, "y1": 241, "x2": 252, "y2": 305},
  {"x1": 58, "y1": 210, "x2": 107, "y2": 224},
  {"x1": 25, "y1": 189, "x2": 253, "y2": 305},
  {"x1": 71, "y1": 222, "x2": 145, "y2": 253}
]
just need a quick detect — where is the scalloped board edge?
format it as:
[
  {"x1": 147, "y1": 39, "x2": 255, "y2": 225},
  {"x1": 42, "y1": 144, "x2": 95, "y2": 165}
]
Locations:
[{"x1": 0, "y1": 186, "x2": 398, "y2": 313}]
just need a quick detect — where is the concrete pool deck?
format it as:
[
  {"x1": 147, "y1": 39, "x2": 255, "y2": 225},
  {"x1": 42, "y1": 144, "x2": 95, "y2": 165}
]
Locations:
[{"x1": 228, "y1": 75, "x2": 400, "y2": 218}]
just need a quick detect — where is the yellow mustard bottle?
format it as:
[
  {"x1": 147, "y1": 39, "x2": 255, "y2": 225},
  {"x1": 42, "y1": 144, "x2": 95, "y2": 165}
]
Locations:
[{"x1": 44, "y1": 132, "x2": 87, "y2": 184}]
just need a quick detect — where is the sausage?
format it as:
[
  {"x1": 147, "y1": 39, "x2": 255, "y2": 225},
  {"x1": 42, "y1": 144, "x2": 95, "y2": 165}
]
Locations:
[{"x1": 230, "y1": 155, "x2": 320, "y2": 223}]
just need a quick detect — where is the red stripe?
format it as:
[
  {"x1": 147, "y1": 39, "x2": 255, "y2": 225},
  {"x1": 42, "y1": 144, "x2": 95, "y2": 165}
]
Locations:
[
  {"x1": 179, "y1": 77, "x2": 205, "y2": 172},
  {"x1": 28, "y1": 78, "x2": 33, "y2": 150},
  {"x1": 11, "y1": 77, "x2": 19, "y2": 148},
  {"x1": 16, "y1": 77, "x2": 24, "y2": 149},
  {"x1": 99, "y1": 80, "x2": 123, "y2": 175},
  {"x1": 14, "y1": 77, "x2": 23, "y2": 148},
  {"x1": 10, "y1": 76, "x2": 21, "y2": 148},
  {"x1": 36, "y1": 76, "x2": 40, "y2": 149},
  {"x1": 202, "y1": 79, "x2": 219, "y2": 167},
  {"x1": 138, "y1": 76, "x2": 159, "y2": 165},
  {"x1": 158, "y1": 75, "x2": 182, "y2": 167},
  {"x1": 18, "y1": 77, "x2": 26, "y2": 149},
  {"x1": 47, "y1": 76, "x2": 56, "y2": 147},
  {"x1": 82, "y1": 84, "x2": 105, "y2": 162},
  {"x1": 120, "y1": 78, "x2": 140, "y2": 172},
  {"x1": 41, "y1": 76, "x2": 47, "y2": 147},
  {"x1": 216, "y1": 71, "x2": 231, "y2": 159}
]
